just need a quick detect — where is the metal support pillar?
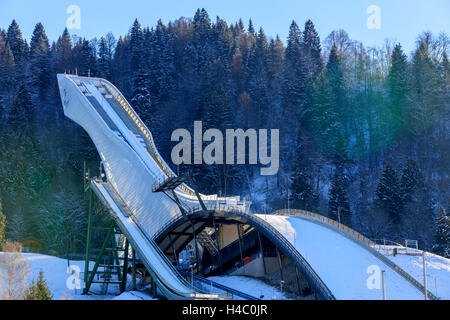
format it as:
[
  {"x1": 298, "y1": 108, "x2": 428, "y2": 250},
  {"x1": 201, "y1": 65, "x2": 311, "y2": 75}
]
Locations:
[
  {"x1": 213, "y1": 218, "x2": 223, "y2": 275},
  {"x1": 276, "y1": 246, "x2": 284, "y2": 282},
  {"x1": 121, "y1": 239, "x2": 130, "y2": 293},
  {"x1": 236, "y1": 224, "x2": 244, "y2": 268},
  {"x1": 168, "y1": 234, "x2": 178, "y2": 265},
  {"x1": 83, "y1": 189, "x2": 94, "y2": 294},
  {"x1": 132, "y1": 249, "x2": 137, "y2": 290},
  {"x1": 85, "y1": 225, "x2": 115, "y2": 294},
  {"x1": 257, "y1": 232, "x2": 267, "y2": 275},
  {"x1": 295, "y1": 267, "x2": 301, "y2": 296},
  {"x1": 190, "y1": 221, "x2": 201, "y2": 274}
]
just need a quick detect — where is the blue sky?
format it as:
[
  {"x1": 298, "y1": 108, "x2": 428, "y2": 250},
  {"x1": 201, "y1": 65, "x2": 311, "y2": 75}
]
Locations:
[{"x1": 0, "y1": 0, "x2": 448, "y2": 55}]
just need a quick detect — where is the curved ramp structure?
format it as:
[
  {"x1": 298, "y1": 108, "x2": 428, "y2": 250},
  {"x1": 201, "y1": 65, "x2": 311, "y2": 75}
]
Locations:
[{"x1": 57, "y1": 74, "x2": 436, "y2": 300}]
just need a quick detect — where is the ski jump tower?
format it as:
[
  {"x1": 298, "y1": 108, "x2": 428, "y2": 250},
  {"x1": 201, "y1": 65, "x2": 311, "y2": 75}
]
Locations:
[{"x1": 57, "y1": 74, "x2": 438, "y2": 300}]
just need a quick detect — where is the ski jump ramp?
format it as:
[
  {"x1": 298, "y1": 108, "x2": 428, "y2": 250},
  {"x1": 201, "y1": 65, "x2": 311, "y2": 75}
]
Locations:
[{"x1": 57, "y1": 74, "x2": 437, "y2": 300}]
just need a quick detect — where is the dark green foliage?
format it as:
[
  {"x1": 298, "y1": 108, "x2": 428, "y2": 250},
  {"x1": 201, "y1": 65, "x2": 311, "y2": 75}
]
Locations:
[
  {"x1": 328, "y1": 167, "x2": 350, "y2": 223},
  {"x1": 25, "y1": 270, "x2": 53, "y2": 300},
  {"x1": 376, "y1": 163, "x2": 403, "y2": 222},
  {"x1": 432, "y1": 205, "x2": 449, "y2": 258}
]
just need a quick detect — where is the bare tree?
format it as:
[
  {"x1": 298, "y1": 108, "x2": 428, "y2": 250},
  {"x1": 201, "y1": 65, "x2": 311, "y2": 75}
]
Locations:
[{"x1": 0, "y1": 241, "x2": 30, "y2": 300}]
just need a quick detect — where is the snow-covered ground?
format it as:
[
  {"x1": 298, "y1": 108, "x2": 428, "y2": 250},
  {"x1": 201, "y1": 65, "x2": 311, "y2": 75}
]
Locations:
[
  {"x1": 257, "y1": 215, "x2": 429, "y2": 300},
  {"x1": 0, "y1": 253, "x2": 153, "y2": 300},
  {"x1": 207, "y1": 276, "x2": 289, "y2": 300},
  {"x1": 377, "y1": 247, "x2": 450, "y2": 300}
]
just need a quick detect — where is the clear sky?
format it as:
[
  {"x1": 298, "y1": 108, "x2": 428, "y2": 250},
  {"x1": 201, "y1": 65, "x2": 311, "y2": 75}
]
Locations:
[{"x1": 0, "y1": 0, "x2": 448, "y2": 55}]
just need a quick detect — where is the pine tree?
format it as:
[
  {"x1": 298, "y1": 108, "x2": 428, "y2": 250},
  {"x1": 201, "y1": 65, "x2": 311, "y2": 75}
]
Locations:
[
  {"x1": 6, "y1": 20, "x2": 25, "y2": 63},
  {"x1": 376, "y1": 163, "x2": 403, "y2": 222},
  {"x1": 9, "y1": 84, "x2": 33, "y2": 129},
  {"x1": 432, "y1": 205, "x2": 450, "y2": 258},
  {"x1": 400, "y1": 158, "x2": 424, "y2": 204},
  {"x1": 328, "y1": 166, "x2": 351, "y2": 224},
  {"x1": 291, "y1": 145, "x2": 318, "y2": 211},
  {"x1": 55, "y1": 28, "x2": 72, "y2": 73},
  {"x1": 302, "y1": 19, "x2": 323, "y2": 79},
  {"x1": 129, "y1": 19, "x2": 144, "y2": 75},
  {"x1": 25, "y1": 270, "x2": 53, "y2": 300},
  {"x1": 387, "y1": 44, "x2": 408, "y2": 138},
  {"x1": 30, "y1": 23, "x2": 50, "y2": 98}
]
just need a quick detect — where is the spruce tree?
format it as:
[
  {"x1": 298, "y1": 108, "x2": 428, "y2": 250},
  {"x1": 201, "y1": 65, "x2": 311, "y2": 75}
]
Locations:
[
  {"x1": 25, "y1": 270, "x2": 53, "y2": 300},
  {"x1": 432, "y1": 205, "x2": 449, "y2": 258},
  {"x1": 291, "y1": 144, "x2": 318, "y2": 211},
  {"x1": 9, "y1": 84, "x2": 33, "y2": 129},
  {"x1": 6, "y1": 19, "x2": 25, "y2": 63},
  {"x1": 387, "y1": 44, "x2": 408, "y2": 137},
  {"x1": 30, "y1": 23, "x2": 50, "y2": 98},
  {"x1": 328, "y1": 166, "x2": 351, "y2": 224},
  {"x1": 302, "y1": 19, "x2": 323, "y2": 79},
  {"x1": 400, "y1": 158, "x2": 424, "y2": 204},
  {"x1": 376, "y1": 163, "x2": 403, "y2": 222}
]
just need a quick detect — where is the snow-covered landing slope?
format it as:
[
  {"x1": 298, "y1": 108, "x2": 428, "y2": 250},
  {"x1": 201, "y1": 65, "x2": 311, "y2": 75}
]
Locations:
[
  {"x1": 381, "y1": 248, "x2": 450, "y2": 299},
  {"x1": 256, "y1": 215, "x2": 424, "y2": 300}
]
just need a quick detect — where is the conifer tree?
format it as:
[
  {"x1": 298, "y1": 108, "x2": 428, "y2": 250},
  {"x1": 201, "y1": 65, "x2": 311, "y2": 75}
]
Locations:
[
  {"x1": 328, "y1": 166, "x2": 351, "y2": 224},
  {"x1": 30, "y1": 23, "x2": 50, "y2": 98},
  {"x1": 432, "y1": 205, "x2": 449, "y2": 258},
  {"x1": 9, "y1": 84, "x2": 33, "y2": 128},
  {"x1": 25, "y1": 270, "x2": 53, "y2": 300},
  {"x1": 6, "y1": 20, "x2": 25, "y2": 63},
  {"x1": 376, "y1": 163, "x2": 403, "y2": 222},
  {"x1": 387, "y1": 44, "x2": 408, "y2": 137}
]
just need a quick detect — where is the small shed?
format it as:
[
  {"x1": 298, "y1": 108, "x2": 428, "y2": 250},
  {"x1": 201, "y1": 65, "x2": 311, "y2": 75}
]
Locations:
[{"x1": 20, "y1": 238, "x2": 44, "y2": 253}]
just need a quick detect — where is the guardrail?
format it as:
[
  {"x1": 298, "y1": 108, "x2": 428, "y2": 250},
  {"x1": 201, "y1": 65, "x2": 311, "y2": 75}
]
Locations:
[
  {"x1": 180, "y1": 272, "x2": 257, "y2": 300},
  {"x1": 273, "y1": 209, "x2": 376, "y2": 247},
  {"x1": 273, "y1": 209, "x2": 439, "y2": 300}
]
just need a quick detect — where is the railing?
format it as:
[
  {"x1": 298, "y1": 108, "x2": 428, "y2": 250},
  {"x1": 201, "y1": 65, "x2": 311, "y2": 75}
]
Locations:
[
  {"x1": 181, "y1": 272, "x2": 258, "y2": 300},
  {"x1": 273, "y1": 209, "x2": 376, "y2": 247}
]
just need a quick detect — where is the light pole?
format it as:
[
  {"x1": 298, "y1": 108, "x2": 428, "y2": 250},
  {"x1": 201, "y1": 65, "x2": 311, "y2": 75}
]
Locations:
[{"x1": 423, "y1": 251, "x2": 428, "y2": 300}]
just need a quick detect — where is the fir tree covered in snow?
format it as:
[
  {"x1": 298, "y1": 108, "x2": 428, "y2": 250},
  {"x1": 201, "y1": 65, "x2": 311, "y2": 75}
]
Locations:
[
  {"x1": 432, "y1": 205, "x2": 450, "y2": 258},
  {"x1": 328, "y1": 166, "x2": 351, "y2": 224},
  {"x1": 376, "y1": 163, "x2": 403, "y2": 222}
]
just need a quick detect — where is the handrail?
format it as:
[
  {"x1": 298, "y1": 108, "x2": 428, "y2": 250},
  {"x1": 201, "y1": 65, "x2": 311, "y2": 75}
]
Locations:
[
  {"x1": 180, "y1": 272, "x2": 259, "y2": 300},
  {"x1": 273, "y1": 209, "x2": 376, "y2": 247},
  {"x1": 273, "y1": 209, "x2": 439, "y2": 300}
]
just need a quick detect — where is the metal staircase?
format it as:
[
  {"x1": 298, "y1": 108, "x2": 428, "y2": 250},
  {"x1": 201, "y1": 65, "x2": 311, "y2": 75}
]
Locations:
[{"x1": 197, "y1": 229, "x2": 219, "y2": 256}]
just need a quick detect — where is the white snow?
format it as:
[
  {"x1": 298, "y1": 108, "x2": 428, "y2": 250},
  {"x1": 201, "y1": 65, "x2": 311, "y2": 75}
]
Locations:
[
  {"x1": 256, "y1": 215, "x2": 426, "y2": 300},
  {"x1": 0, "y1": 252, "x2": 154, "y2": 300},
  {"x1": 207, "y1": 276, "x2": 289, "y2": 300},
  {"x1": 380, "y1": 247, "x2": 450, "y2": 300}
]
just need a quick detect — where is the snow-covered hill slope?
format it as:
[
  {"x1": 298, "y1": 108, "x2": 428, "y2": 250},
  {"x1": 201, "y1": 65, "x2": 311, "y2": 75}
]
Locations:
[
  {"x1": 257, "y1": 215, "x2": 442, "y2": 300},
  {"x1": 378, "y1": 247, "x2": 450, "y2": 299}
]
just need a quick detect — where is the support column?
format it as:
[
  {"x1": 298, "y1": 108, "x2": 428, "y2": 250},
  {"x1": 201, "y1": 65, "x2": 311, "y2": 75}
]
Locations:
[
  {"x1": 132, "y1": 249, "x2": 136, "y2": 290},
  {"x1": 168, "y1": 234, "x2": 177, "y2": 266},
  {"x1": 257, "y1": 232, "x2": 266, "y2": 275},
  {"x1": 121, "y1": 239, "x2": 130, "y2": 293},
  {"x1": 276, "y1": 246, "x2": 284, "y2": 282},
  {"x1": 236, "y1": 224, "x2": 244, "y2": 268},
  {"x1": 190, "y1": 221, "x2": 201, "y2": 274},
  {"x1": 213, "y1": 218, "x2": 223, "y2": 275},
  {"x1": 83, "y1": 189, "x2": 94, "y2": 294}
]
